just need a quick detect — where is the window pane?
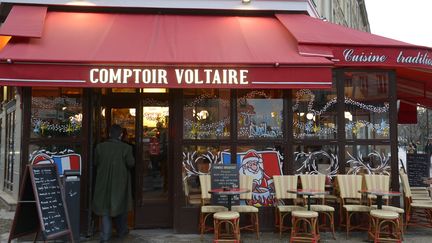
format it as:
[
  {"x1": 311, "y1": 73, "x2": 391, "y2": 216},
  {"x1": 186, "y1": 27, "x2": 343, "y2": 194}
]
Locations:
[
  {"x1": 345, "y1": 145, "x2": 391, "y2": 175},
  {"x1": 292, "y1": 86, "x2": 337, "y2": 139},
  {"x1": 183, "y1": 89, "x2": 230, "y2": 139},
  {"x1": 344, "y1": 72, "x2": 390, "y2": 139},
  {"x1": 237, "y1": 90, "x2": 283, "y2": 139},
  {"x1": 31, "y1": 88, "x2": 83, "y2": 138},
  {"x1": 294, "y1": 145, "x2": 338, "y2": 180},
  {"x1": 182, "y1": 145, "x2": 230, "y2": 207}
]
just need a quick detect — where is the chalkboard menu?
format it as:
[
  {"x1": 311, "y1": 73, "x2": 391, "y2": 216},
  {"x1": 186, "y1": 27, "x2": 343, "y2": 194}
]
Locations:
[
  {"x1": 8, "y1": 164, "x2": 72, "y2": 243},
  {"x1": 211, "y1": 164, "x2": 239, "y2": 206},
  {"x1": 32, "y1": 165, "x2": 69, "y2": 237},
  {"x1": 407, "y1": 153, "x2": 431, "y2": 187}
]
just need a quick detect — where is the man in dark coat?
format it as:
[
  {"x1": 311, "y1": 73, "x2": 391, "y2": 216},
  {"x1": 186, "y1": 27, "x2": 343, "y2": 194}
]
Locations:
[{"x1": 93, "y1": 124, "x2": 135, "y2": 242}]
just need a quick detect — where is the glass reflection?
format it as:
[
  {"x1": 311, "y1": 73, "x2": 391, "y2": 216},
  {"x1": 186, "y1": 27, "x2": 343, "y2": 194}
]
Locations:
[{"x1": 237, "y1": 90, "x2": 283, "y2": 139}]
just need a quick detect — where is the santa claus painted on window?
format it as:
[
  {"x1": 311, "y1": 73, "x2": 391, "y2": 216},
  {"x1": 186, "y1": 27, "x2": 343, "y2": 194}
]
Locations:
[{"x1": 239, "y1": 150, "x2": 275, "y2": 195}]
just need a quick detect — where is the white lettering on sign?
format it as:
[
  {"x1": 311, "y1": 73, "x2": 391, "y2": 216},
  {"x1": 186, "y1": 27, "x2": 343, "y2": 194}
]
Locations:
[
  {"x1": 90, "y1": 68, "x2": 249, "y2": 86},
  {"x1": 343, "y1": 49, "x2": 387, "y2": 63},
  {"x1": 397, "y1": 51, "x2": 432, "y2": 66},
  {"x1": 175, "y1": 69, "x2": 248, "y2": 85}
]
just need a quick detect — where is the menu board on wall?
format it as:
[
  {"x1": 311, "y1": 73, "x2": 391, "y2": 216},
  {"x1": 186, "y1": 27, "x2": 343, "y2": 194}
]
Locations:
[
  {"x1": 407, "y1": 153, "x2": 430, "y2": 187},
  {"x1": 8, "y1": 164, "x2": 73, "y2": 243},
  {"x1": 211, "y1": 164, "x2": 239, "y2": 206}
]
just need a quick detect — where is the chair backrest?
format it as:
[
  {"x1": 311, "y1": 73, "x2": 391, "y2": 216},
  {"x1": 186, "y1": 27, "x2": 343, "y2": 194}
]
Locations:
[
  {"x1": 199, "y1": 174, "x2": 212, "y2": 201},
  {"x1": 364, "y1": 174, "x2": 390, "y2": 199},
  {"x1": 239, "y1": 175, "x2": 253, "y2": 200},
  {"x1": 273, "y1": 175, "x2": 298, "y2": 200},
  {"x1": 399, "y1": 172, "x2": 412, "y2": 198},
  {"x1": 337, "y1": 175, "x2": 363, "y2": 199},
  {"x1": 300, "y1": 174, "x2": 326, "y2": 199}
]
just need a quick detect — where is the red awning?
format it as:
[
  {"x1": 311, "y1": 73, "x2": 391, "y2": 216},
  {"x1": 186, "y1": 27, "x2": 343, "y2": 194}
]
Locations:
[
  {"x1": 0, "y1": 5, "x2": 47, "y2": 38},
  {"x1": 276, "y1": 13, "x2": 432, "y2": 109},
  {"x1": 276, "y1": 14, "x2": 432, "y2": 72},
  {"x1": 0, "y1": 9, "x2": 333, "y2": 89}
]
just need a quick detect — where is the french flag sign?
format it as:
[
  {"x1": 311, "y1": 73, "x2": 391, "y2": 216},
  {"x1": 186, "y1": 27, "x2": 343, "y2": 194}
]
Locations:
[{"x1": 31, "y1": 151, "x2": 81, "y2": 176}]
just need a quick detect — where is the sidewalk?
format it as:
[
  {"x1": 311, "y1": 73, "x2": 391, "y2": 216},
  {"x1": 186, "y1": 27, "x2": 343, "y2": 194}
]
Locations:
[
  {"x1": 1, "y1": 202, "x2": 432, "y2": 243},
  {"x1": 3, "y1": 228, "x2": 432, "y2": 242},
  {"x1": 75, "y1": 228, "x2": 432, "y2": 243}
]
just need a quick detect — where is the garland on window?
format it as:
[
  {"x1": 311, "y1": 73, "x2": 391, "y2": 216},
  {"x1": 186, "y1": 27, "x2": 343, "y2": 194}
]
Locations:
[
  {"x1": 292, "y1": 89, "x2": 389, "y2": 115},
  {"x1": 32, "y1": 116, "x2": 82, "y2": 137},
  {"x1": 292, "y1": 89, "x2": 390, "y2": 137},
  {"x1": 183, "y1": 118, "x2": 230, "y2": 138},
  {"x1": 346, "y1": 119, "x2": 389, "y2": 136}
]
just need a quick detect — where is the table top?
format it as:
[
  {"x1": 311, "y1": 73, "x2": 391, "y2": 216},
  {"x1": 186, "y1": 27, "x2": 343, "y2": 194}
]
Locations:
[
  {"x1": 208, "y1": 188, "x2": 250, "y2": 195},
  {"x1": 287, "y1": 189, "x2": 329, "y2": 196},
  {"x1": 422, "y1": 178, "x2": 432, "y2": 184},
  {"x1": 358, "y1": 190, "x2": 401, "y2": 196}
]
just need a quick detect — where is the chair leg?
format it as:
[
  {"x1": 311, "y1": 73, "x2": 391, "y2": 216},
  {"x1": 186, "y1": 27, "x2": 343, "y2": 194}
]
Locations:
[
  {"x1": 329, "y1": 212, "x2": 336, "y2": 240},
  {"x1": 346, "y1": 212, "x2": 350, "y2": 239},
  {"x1": 254, "y1": 212, "x2": 260, "y2": 239},
  {"x1": 279, "y1": 212, "x2": 283, "y2": 239}
]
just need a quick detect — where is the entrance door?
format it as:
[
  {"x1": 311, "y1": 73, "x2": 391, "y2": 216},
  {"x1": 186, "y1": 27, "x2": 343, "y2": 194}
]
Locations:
[
  {"x1": 135, "y1": 104, "x2": 170, "y2": 227},
  {"x1": 99, "y1": 93, "x2": 171, "y2": 228}
]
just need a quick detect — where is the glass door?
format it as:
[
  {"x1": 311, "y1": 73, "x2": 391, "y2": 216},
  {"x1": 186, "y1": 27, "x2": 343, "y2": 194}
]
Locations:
[
  {"x1": 98, "y1": 90, "x2": 171, "y2": 228},
  {"x1": 135, "y1": 104, "x2": 171, "y2": 227},
  {"x1": 100, "y1": 107, "x2": 137, "y2": 228}
]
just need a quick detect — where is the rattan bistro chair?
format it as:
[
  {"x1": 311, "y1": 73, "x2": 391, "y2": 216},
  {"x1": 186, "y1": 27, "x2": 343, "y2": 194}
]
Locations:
[
  {"x1": 336, "y1": 175, "x2": 371, "y2": 238},
  {"x1": 364, "y1": 174, "x2": 405, "y2": 237},
  {"x1": 198, "y1": 174, "x2": 228, "y2": 238},
  {"x1": 231, "y1": 175, "x2": 260, "y2": 239},
  {"x1": 300, "y1": 174, "x2": 336, "y2": 239},
  {"x1": 400, "y1": 172, "x2": 432, "y2": 228},
  {"x1": 273, "y1": 175, "x2": 305, "y2": 238}
]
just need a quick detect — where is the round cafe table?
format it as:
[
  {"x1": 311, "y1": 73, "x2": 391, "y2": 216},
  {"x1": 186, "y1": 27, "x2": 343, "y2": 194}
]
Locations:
[
  {"x1": 358, "y1": 190, "x2": 401, "y2": 209},
  {"x1": 287, "y1": 189, "x2": 329, "y2": 210},
  {"x1": 208, "y1": 188, "x2": 250, "y2": 210}
]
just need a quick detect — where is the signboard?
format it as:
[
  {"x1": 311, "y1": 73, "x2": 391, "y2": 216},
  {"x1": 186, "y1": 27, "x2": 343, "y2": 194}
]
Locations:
[
  {"x1": 211, "y1": 164, "x2": 239, "y2": 206},
  {"x1": 8, "y1": 164, "x2": 73, "y2": 242},
  {"x1": 407, "y1": 153, "x2": 430, "y2": 187}
]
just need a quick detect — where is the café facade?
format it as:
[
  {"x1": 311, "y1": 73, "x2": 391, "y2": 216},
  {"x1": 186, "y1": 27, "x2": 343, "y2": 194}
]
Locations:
[{"x1": 0, "y1": 0, "x2": 431, "y2": 234}]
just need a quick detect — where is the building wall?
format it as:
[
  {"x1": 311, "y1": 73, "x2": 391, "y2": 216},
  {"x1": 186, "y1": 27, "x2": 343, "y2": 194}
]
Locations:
[{"x1": 313, "y1": 0, "x2": 370, "y2": 32}]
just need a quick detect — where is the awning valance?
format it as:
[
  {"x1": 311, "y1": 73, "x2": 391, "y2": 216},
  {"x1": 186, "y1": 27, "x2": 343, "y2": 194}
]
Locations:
[{"x1": 0, "y1": 7, "x2": 333, "y2": 89}]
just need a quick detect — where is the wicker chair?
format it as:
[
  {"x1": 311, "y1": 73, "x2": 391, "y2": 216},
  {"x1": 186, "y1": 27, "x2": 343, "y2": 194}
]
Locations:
[
  {"x1": 198, "y1": 175, "x2": 228, "y2": 238},
  {"x1": 231, "y1": 175, "x2": 260, "y2": 239},
  {"x1": 400, "y1": 172, "x2": 432, "y2": 228},
  {"x1": 336, "y1": 175, "x2": 370, "y2": 238},
  {"x1": 273, "y1": 175, "x2": 305, "y2": 238},
  {"x1": 300, "y1": 174, "x2": 336, "y2": 239},
  {"x1": 364, "y1": 174, "x2": 405, "y2": 237}
]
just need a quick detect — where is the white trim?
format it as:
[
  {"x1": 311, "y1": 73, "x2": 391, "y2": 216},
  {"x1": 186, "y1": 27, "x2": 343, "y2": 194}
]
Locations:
[
  {"x1": 299, "y1": 51, "x2": 334, "y2": 58},
  {"x1": 0, "y1": 78, "x2": 86, "y2": 83},
  {"x1": 251, "y1": 81, "x2": 331, "y2": 85},
  {"x1": 1, "y1": 0, "x2": 319, "y2": 16}
]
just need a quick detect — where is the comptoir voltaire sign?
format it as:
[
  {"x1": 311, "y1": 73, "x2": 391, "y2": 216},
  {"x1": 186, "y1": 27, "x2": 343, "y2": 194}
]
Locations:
[
  {"x1": 338, "y1": 48, "x2": 432, "y2": 68},
  {"x1": 90, "y1": 68, "x2": 249, "y2": 85},
  {"x1": 0, "y1": 64, "x2": 333, "y2": 89}
]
